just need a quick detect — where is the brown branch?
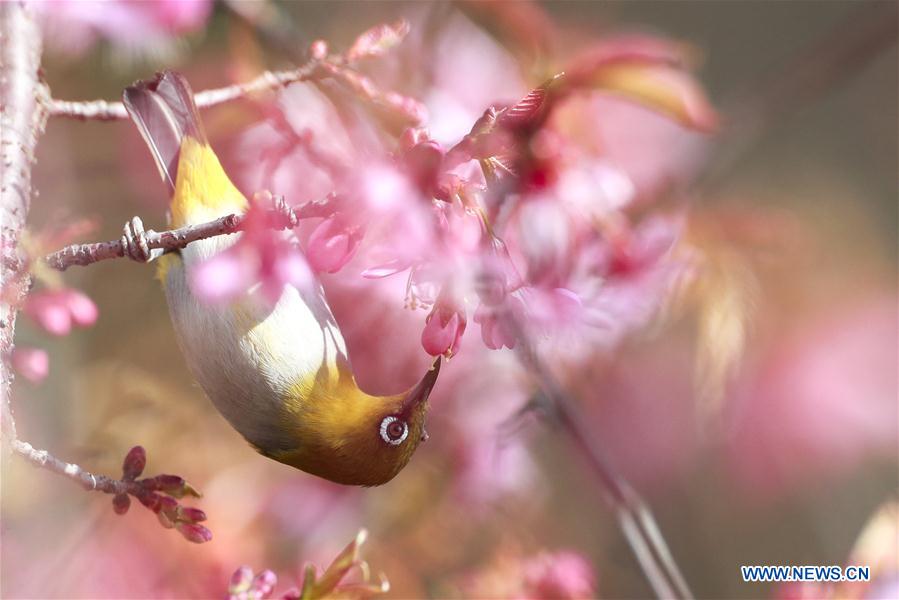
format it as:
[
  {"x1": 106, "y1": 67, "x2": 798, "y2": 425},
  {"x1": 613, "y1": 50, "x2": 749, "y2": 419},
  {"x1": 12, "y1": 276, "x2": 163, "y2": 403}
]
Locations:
[
  {"x1": 48, "y1": 63, "x2": 322, "y2": 121},
  {"x1": 41, "y1": 195, "x2": 325, "y2": 271},
  {"x1": 0, "y1": 1, "x2": 48, "y2": 451},
  {"x1": 46, "y1": 213, "x2": 245, "y2": 271},
  {"x1": 47, "y1": 18, "x2": 419, "y2": 125}
]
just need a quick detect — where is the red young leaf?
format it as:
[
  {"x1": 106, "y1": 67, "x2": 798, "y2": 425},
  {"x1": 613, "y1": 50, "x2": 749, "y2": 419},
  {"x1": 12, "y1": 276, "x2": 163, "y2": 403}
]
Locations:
[{"x1": 498, "y1": 75, "x2": 563, "y2": 129}]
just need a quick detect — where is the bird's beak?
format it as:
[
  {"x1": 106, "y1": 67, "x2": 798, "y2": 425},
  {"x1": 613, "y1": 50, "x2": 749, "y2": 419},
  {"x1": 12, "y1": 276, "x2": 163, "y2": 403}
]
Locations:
[{"x1": 402, "y1": 357, "x2": 441, "y2": 413}]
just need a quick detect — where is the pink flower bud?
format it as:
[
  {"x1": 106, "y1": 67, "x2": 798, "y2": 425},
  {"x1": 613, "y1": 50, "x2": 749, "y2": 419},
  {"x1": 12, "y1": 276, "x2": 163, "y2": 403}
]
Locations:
[
  {"x1": 306, "y1": 216, "x2": 363, "y2": 274},
  {"x1": 24, "y1": 293, "x2": 71, "y2": 335},
  {"x1": 178, "y1": 507, "x2": 207, "y2": 523},
  {"x1": 138, "y1": 491, "x2": 162, "y2": 511},
  {"x1": 11, "y1": 347, "x2": 48, "y2": 384},
  {"x1": 122, "y1": 446, "x2": 146, "y2": 480},
  {"x1": 112, "y1": 493, "x2": 130, "y2": 515},
  {"x1": 280, "y1": 587, "x2": 301, "y2": 600},
  {"x1": 421, "y1": 296, "x2": 466, "y2": 358},
  {"x1": 23, "y1": 288, "x2": 98, "y2": 335},
  {"x1": 156, "y1": 495, "x2": 179, "y2": 516},
  {"x1": 250, "y1": 570, "x2": 277, "y2": 597},
  {"x1": 154, "y1": 474, "x2": 184, "y2": 488},
  {"x1": 229, "y1": 566, "x2": 254, "y2": 594},
  {"x1": 62, "y1": 289, "x2": 98, "y2": 326},
  {"x1": 175, "y1": 522, "x2": 213, "y2": 544}
]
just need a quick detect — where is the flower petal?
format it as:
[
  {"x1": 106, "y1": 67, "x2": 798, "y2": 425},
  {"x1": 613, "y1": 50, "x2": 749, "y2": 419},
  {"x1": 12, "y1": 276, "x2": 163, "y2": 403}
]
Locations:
[
  {"x1": 190, "y1": 248, "x2": 255, "y2": 304},
  {"x1": 11, "y1": 347, "x2": 49, "y2": 384}
]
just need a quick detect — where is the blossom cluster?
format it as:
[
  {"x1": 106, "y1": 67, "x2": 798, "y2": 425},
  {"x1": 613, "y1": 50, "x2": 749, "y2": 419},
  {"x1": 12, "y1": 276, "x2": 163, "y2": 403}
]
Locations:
[{"x1": 196, "y1": 23, "x2": 717, "y2": 362}]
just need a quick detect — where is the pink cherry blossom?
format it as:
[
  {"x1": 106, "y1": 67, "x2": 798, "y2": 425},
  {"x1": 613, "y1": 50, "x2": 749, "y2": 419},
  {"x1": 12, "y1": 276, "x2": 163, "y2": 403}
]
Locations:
[
  {"x1": 11, "y1": 347, "x2": 49, "y2": 384},
  {"x1": 23, "y1": 288, "x2": 98, "y2": 336},
  {"x1": 474, "y1": 294, "x2": 526, "y2": 351},
  {"x1": 225, "y1": 9, "x2": 715, "y2": 364},
  {"x1": 190, "y1": 195, "x2": 312, "y2": 306},
  {"x1": 305, "y1": 215, "x2": 364, "y2": 274},
  {"x1": 421, "y1": 291, "x2": 467, "y2": 358},
  {"x1": 34, "y1": 0, "x2": 212, "y2": 57}
]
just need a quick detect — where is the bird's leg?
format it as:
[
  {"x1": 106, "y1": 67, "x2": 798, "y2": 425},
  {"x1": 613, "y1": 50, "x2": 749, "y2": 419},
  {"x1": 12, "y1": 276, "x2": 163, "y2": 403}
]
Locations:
[
  {"x1": 266, "y1": 192, "x2": 299, "y2": 229},
  {"x1": 120, "y1": 216, "x2": 163, "y2": 262}
]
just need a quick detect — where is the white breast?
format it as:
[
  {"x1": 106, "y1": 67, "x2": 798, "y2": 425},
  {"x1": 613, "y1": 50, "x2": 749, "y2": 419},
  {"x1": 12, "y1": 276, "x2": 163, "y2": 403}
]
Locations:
[{"x1": 163, "y1": 233, "x2": 348, "y2": 451}]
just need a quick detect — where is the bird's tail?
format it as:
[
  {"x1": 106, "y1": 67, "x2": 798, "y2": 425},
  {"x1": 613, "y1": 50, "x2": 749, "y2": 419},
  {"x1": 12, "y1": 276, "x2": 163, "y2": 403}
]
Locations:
[
  {"x1": 123, "y1": 71, "x2": 206, "y2": 193},
  {"x1": 124, "y1": 71, "x2": 246, "y2": 229}
]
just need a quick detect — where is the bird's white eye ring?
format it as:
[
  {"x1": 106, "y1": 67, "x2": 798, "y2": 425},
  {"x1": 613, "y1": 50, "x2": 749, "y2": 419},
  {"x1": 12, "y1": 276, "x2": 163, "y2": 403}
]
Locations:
[{"x1": 379, "y1": 416, "x2": 408, "y2": 446}]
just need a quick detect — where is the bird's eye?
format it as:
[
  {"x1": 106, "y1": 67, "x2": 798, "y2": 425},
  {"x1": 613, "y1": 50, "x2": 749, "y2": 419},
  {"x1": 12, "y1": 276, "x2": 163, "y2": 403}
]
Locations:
[{"x1": 379, "y1": 416, "x2": 409, "y2": 446}]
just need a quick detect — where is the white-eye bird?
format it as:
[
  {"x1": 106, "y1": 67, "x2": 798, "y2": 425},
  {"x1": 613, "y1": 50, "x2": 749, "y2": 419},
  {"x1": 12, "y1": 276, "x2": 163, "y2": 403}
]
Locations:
[{"x1": 123, "y1": 71, "x2": 439, "y2": 486}]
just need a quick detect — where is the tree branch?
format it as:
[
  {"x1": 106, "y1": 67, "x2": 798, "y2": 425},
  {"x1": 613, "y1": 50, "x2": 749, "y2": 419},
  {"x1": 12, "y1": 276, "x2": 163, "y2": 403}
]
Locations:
[
  {"x1": 13, "y1": 439, "x2": 135, "y2": 495},
  {"x1": 48, "y1": 62, "x2": 321, "y2": 121},
  {"x1": 41, "y1": 195, "x2": 325, "y2": 271},
  {"x1": 12, "y1": 440, "x2": 212, "y2": 543},
  {"x1": 47, "y1": 19, "x2": 425, "y2": 128},
  {"x1": 1, "y1": 1, "x2": 47, "y2": 451},
  {"x1": 46, "y1": 213, "x2": 245, "y2": 271}
]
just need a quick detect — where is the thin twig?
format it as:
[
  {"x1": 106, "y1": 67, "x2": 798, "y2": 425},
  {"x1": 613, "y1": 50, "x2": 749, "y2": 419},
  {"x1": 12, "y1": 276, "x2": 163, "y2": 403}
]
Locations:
[
  {"x1": 0, "y1": 1, "x2": 47, "y2": 451},
  {"x1": 45, "y1": 213, "x2": 244, "y2": 271},
  {"x1": 48, "y1": 63, "x2": 322, "y2": 121},
  {"x1": 46, "y1": 18, "x2": 423, "y2": 126},
  {"x1": 511, "y1": 326, "x2": 693, "y2": 599},
  {"x1": 12, "y1": 440, "x2": 213, "y2": 542},
  {"x1": 12, "y1": 439, "x2": 135, "y2": 494},
  {"x1": 41, "y1": 195, "x2": 325, "y2": 271}
]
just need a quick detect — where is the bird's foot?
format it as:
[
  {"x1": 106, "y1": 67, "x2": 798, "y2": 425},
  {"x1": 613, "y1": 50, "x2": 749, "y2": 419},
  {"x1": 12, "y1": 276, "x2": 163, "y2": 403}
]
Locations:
[
  {"x1": 258, "y1": 190, "x2": 298, "y2": 229},
  {"x1": 121, "y1": 216, "x2": 163, "y2": 263}
]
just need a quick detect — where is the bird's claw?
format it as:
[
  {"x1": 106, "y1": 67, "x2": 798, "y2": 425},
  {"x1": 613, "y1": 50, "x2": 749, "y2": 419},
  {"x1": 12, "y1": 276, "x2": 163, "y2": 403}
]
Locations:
[
  {"x1": 268, "y1": 192, "x2": 298, "y2": 229},
  {"x1": 121, "y1": 216, "x2": 163, "y2": 263}
]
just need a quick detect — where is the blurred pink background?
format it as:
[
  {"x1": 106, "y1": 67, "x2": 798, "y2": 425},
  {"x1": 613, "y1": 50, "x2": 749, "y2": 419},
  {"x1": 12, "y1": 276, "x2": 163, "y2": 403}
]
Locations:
[{"x1": 3, "y1": 2, "x2": 896, "y2": 598}]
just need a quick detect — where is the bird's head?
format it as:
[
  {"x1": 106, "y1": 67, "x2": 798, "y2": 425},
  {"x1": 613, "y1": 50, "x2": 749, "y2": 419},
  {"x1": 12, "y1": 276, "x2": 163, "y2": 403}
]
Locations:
[{"x1": 266, "y1": 358, "x2": 440, "y2": 486}]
